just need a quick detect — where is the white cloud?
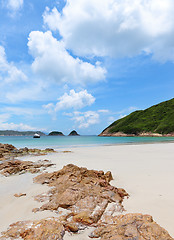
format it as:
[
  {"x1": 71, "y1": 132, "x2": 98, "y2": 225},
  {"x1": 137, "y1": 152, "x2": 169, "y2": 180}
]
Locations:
[
  {"x1": 44, "y1": 0, "x2": 174, "y2": 62},
  {"x1": 72, "y1": 111, "x2": 100, "y2": 128},
  {"x1": 43, "y1": 89, "x2": 95, "y2": 114},
  {"x1": 98, "y1": 109, "x2": 109, "y2": 113},
  {"x1": 28, "y1": 31, "x2": 106, "y2": 85},
  {"x1": 5, "y1": 80, "x2": 48, "y2": 103},
  {"x1": 6, "y1": 0, "x2": 23, "y2": 12},
  {"x1": 56, "y1": 89, "x2": 95, "y2": 111},
  {"x1": 0, "y1": 46, "x2": 27, "y2": 83},
  {"x1": 0, "y1": 113, "x2": 40, "y2": 131},
  {"x1": 0, "y1": 122, "x2": 36, "y2": 131}
]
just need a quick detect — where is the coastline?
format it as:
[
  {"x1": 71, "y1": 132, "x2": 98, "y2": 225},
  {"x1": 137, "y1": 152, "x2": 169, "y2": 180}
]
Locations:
[
  {"x1": 99, "y1": 131, "x2": 174, "y2": 137},
  {"x1": 0, "y1": 142, "x2": 174, "y2": 238},
  {"x1": 0, "y1": 135, "x2": 174, "y2": 150}
]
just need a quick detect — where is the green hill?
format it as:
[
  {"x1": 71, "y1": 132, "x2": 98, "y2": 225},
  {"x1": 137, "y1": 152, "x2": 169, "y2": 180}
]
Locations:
[{"x1": 100, "y1": 98, "x2": 174, "y2": 136}]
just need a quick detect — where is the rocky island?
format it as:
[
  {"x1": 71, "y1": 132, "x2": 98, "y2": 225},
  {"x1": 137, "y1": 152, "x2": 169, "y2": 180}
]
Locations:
[
  {"x1": 99, "y1": 98, "x2": 174, "y2": 137},
  {"x1": 68, "y1": 130, "x2": 79, "y2": 136},
  {"x1": 48, "y1": 131, "x2": 64, "y2": 136}
]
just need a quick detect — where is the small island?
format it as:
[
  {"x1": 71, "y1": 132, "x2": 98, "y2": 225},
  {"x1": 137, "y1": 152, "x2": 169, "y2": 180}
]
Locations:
[
  {"x1": 48, "y1": 131, "x2": 64, "y2": 136},
  {"x1": 68, "y1": 130, "x2": 80, "y2": 136}
]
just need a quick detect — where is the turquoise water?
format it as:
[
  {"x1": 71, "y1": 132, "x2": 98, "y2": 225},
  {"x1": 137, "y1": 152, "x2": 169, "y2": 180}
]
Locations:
[{"x1": 0, "y1": 136, "x2": 173, "y2": 149}]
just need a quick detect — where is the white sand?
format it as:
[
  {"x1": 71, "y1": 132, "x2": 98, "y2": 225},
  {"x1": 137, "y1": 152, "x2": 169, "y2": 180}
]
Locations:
[{"x1": 0, "y1": 142, "x2": 174, "y2": 238}]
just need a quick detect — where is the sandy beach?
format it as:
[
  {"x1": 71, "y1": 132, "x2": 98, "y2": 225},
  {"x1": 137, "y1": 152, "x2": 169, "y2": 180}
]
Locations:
[{"x1": 0, "y1": 142, "x2": 174, "y2": 238}]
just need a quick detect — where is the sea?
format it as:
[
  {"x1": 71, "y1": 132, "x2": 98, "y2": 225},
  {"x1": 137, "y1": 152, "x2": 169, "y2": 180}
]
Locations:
[{"x1": 0, "y1": 135, "x2": 173, "y2": 149}]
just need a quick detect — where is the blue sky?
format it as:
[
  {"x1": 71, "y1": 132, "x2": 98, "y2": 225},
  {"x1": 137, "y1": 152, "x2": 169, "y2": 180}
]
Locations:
[{"x1": 0, "y1": 0, "x2": 174, "y2": 135}]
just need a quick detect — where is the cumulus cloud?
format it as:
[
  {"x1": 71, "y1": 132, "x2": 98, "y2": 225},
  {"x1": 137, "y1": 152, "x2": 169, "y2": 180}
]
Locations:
[
  {"x1": 0, "y1": 46, "x2": 27, "y2": 83},
  {"x1": 72, "y1": 111, "x2": 100, "y2": 128},
  {"x1": 55, "y1": 89, "x2": 95, "y2": 111},
  {"x1": 28, "y1": 31, "x2": 106, "y2": 85},
  {"x1": 6, "y1": 0, "x2": 23, "y2": 12},
  {"x1": 43, "y1": 89, "x2": 95, "y2": 114},
  {"x1": 44, "y1": 0, "x2": 174, "y2": 62}
]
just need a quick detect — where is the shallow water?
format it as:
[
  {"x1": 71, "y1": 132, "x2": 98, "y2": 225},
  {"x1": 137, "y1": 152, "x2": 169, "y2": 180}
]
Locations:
[{"x1": 0, "y1": 135, "x2": 173, "y2": 149}]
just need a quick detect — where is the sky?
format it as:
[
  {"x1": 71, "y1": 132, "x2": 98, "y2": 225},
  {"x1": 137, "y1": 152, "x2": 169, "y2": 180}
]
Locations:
[{"x1": 0, "y1": 0, "x2": 174, "y2": 135}]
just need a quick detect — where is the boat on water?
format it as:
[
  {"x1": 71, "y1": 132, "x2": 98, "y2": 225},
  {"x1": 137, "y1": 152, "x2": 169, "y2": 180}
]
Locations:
[{"x1": 33, "y1": 133, "x2": 40, "y2": 138}]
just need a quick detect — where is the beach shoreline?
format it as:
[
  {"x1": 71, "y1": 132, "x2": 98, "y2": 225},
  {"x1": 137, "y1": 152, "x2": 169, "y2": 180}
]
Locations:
[{"x1": 0, "y1": 142, "x2": 174, "y2": 238}]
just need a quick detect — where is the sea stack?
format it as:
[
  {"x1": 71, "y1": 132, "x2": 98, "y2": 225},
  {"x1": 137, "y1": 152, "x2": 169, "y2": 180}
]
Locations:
[
  {"x1": 48, "y1": 131, "x2": 64, "y2": 136},
  {"x1": 68, "y1": 130, "x2": 79, "y2": 136}
]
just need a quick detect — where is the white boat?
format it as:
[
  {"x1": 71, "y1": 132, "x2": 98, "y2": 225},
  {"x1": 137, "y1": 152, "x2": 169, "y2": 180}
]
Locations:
[{"x1": 33, "y1": 133, "x2": 40, "y2": 138}]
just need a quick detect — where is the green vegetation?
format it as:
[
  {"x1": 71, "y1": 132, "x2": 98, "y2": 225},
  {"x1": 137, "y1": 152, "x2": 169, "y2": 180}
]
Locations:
[
  {"x1": 48, "y1": 131, "x2": 64, "y2": 136},
  {"x1": 68, "y1": 130, "x2": 79, "y2": 136},
  {"x1": 102, "y1": 98, "x2": 174, "y2": 135},
  {"x1": 0, "y1": 130, "x2": 45, "y2": 136}
]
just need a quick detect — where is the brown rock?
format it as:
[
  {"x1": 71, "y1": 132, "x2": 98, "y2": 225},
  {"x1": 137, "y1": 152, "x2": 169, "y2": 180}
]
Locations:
[
  {"x1": 0, "y1": 159, "x2": 54, "y2": 176},
  {"x1": 0, "y1": 143, "x2": 56, "y2": 161},
  {"x1": 73, "y1": 211, "x2": 94, "y2": 225},
  {"x1": 1, "y1": 164, "x2": 173, "y2": 240},
  {"x1": 14, "y1": 193, "x2": 26, "y2": 198},
  {"x1": 0, "y1": 218, "x2": 65, "y2": 240},
  {"x1": 89, "y1": 213, "x2": 173, "y2": 240},
  {"x1": 33, "y1": 164, "x2": 128, "y2": 225},
  {"x1": 105, "y1": 171, "x2": 113, "y2": 182},
  {"x1": 65, "y1": 222, "x2": 79, "y2": 232}
]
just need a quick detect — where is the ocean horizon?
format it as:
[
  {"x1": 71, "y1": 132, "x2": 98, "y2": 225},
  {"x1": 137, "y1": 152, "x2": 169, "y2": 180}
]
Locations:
[{"x1": 0, "y1": 135, "x2": 173, "y2": 149}]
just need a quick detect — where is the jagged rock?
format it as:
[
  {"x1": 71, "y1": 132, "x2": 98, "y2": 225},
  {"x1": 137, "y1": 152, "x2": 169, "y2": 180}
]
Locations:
[
  {"x1": 33, "y1": 164, "x2": 128, "y2": 225},
  {"x1": 0, "y1": 159, "x2": 54, "y2": 176},
  {"x1": 1, "y1": 165, "x2": 173, "y2": 240},
  {"x1": 0, "y1": 143, "x2": 55, "y2": 161},
  {"x1": 0, "y1": 218, "x2": 65, "y2": 240},
  {"x1": 0, "y1": 143, "x2": 17, "y2": 160},
  {"x1": 89, "y1": 213, "x2": 173, "y2": 240},
  {"x1": 64, "y1": 222, "x2": 79, "y2": 232}
]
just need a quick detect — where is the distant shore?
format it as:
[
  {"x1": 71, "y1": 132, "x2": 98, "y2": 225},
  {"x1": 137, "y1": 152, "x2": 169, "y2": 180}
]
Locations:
[{"x1": 99, "y1": 131, "x2": 174, "y2": 137}]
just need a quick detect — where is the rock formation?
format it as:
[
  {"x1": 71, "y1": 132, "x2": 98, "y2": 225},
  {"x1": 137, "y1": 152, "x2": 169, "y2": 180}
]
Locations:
[
  {"x1": 0, "y1": 143, "x2": 55, "y2": 161},
  {"x1": 0, "y1": 218, "x2": 65, "y2": 240},
  {"x1": 33, "y1": 164, "x2": 128, "y2": 220},
  {"x1": 0, "y1": 159, "x2": 54, "y2": 176},
  {"x1": 0, "y1": 164, "x2": 173, "y2": 239},
  {"x1": 48, "y1": 131, "x2": 64, "y2": 136},
  {"x1": 90, "y1": 213, "x2": 173, "y2": 239},
  {"x1": 68, "y1": 130, "x2": 79, "y2": 136},
  {"x1": 1, "y1": 213, "x2": 173, "y2": 239}
]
